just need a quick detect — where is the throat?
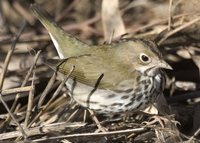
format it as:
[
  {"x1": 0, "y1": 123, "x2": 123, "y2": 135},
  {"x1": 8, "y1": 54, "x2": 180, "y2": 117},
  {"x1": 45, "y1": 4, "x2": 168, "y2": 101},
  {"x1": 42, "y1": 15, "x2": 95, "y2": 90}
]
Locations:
[{"x1": 139, "y1": 67, "x2": 160, "y2": 77}]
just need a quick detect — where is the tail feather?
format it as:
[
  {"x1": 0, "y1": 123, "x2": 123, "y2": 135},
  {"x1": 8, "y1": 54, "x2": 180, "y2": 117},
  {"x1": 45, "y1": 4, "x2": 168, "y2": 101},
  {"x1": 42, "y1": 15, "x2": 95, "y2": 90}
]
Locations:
[{"x1": 31, "y1": 3, "x2": 90, "y2": 58}]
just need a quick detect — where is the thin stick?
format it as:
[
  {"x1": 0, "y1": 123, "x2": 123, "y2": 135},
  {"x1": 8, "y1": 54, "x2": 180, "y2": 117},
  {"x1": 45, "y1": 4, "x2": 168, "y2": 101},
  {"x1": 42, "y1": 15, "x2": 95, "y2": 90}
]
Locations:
[
  {"x1": 0, "y1": 14, "x2": 102, "y2": 43},
  {"x1": 187, "y1": 128, "x2": 200, "y2": 142},
  {"x1": 10, "y1": 50, "x2": 41, "y2": 112},
  {"x1": 188, "y1": 46, "x2": 200, "y2": 53},
  {"x1": 13, "y1": 1, "x2": 35, "y2": 25},
  {"x1": 33, "y1": 127, "x2": 146, "y2": 142},
  {"x1": 27, "y1": 66, "x2": 75, "y2": 128},
  {"x1": 1, "y1": 11, "x2": 199, "y2": 44},
  {"x1": 167, "y1": 91, "x2": 200, "y2": 104},
  {"x1": 0, "y1": 122, "x2": 86, "y2": 140},
  {"x1": 0, "y1": 22, "x2": 27, "y2": 89},
  {"x1": 0, "y1": 0, "x2": 9, "y2": 34},
  {"x1": 129, "y1": 11, "x2": 200, "y2": 34},
  {"x1": 0, "y1": 22, "x2": 27, "y2": 133},
  {"x1": 23, "y1": 51, "x2": 41, "y2": 129},
  {"x1": 1, "y1": 86, "x2": 33, "y2": 95},
  {"x1": 44, "y1": 93, "x2": 67, "y2": 112},
  {"x1": 0, "y1": 93, "x2": 27, "y2": 140},
  {"x1": 108, "y1": 30, "x2": 115, "y2": 44},
  {"x1": 66, "y1": 109, "x2": 80, "y2": 122},
  {"x1": 168, "y1": 0, "x2": 173, "y2": 32},
  {"x1": 17, "y1": 81, "x2": 61, "y2": 113},
  {"x1": 37, "y1": 72, "x2": 57, "y2": 109},
  {"x1": 14, "y1": 104, "x2": 21, "y2": 114},
  {"x1": 157, "y1": 16, "x2": 200, "y2": 45},
  {"x1": 55, "y1": 0, "x2": 81, "y2": 22},
  {"x1": 88, "y1": 109, "x2": 107, "y2": 133},
  {"x1": 0, "y1": 49, "x2": 40, "y2": 132},
  {"x1": 113, "y1": 11, "x2": 200, "y2": 41}
]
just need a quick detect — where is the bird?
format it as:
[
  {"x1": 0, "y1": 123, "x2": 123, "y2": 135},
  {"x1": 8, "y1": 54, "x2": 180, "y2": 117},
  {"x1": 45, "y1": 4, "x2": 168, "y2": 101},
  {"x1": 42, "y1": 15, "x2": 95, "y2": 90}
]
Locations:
[{"x1": 31, "y1": 3, "x2": 172, "y2": 114}]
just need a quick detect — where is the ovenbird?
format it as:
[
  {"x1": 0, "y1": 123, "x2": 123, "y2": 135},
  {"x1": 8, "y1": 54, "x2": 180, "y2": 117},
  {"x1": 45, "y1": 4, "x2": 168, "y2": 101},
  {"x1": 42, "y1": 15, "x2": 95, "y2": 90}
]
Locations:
[{"x1": 31, "y1": 4, "x2": 172, "y2": 114}]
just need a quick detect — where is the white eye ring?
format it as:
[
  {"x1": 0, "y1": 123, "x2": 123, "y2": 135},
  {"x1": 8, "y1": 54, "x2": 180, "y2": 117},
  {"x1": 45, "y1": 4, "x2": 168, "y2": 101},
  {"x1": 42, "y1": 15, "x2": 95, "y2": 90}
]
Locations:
[{"x1": 139, "y1": 53, "x2": 151, "y2": 63}]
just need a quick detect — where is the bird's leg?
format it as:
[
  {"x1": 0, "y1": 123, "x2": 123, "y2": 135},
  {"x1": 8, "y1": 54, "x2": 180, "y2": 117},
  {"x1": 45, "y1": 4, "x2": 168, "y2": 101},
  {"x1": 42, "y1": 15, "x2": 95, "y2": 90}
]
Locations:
[{"x1": 87, "y1": 109, "x2": 108, "y2": 132}]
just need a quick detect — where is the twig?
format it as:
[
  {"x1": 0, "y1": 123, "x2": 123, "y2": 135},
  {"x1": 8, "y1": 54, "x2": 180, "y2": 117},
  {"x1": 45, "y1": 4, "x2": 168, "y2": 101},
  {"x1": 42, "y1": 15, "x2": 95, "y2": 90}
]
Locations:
[
  {"x1": 187, "y1": 128, "x2": 200, "y2": 142},
  {"x1": 17, "y1": 81, "x2": 61, "y2": 113},
  {"x1": 109, "y1": 30, "x2": 115, "y2": 44},
  {"x1": 113, "y1": 11, "x2": 200, "y2": 41},
  {"x1": 44, "y1": 93, "x2": 68, "y2": 113},
  {"x1": 0, "y1": 122, "x2": 86, "y2": 140},
  {"x1": 174, "y1": 81, "x2": 197, "y2": 91},
  {"x1": 88, "y1": 109, "x2": 107, "y2": 133},
  {"x1": 168, "y1": 0, "x2": 173, "y2": 32},
  {"x1": 0, "y1": 50, "x2": 40, "y2": 133},
  {"x1": 86, "y1": 26, "x2": 104, "y2": 36},
  {"x1": 66, "y1": 106, "x2": 83, "y2": 122},
  {"x1": 10, "y1": 50, "x2": 41, "y2": 113},
  {"x1": 2, "y1": 11, "x2": 200, "y2": 44},
  {"x1": 27, "y1": 66, "x2": 75, "y2": 128},
  {"x1": 61, "y1": 15, "x2": 101, "y2": 32},
  {"x1": 0, "y1": 22, "x2": 27, "y2": 89},
  {"x1": 13, "y1": 1, "x2": 35, "y2": 25},
  {"x1": 131, "y1": 11, "x2": 200, "y2": 34},
  {"x1": 0, "y1": 0, "x2": 9, "y2": 35},
  {"x1": 23, "y1": 51, "x2": 41, "y2": 129},
  {"x1": 157, "y1": 16, "x2": 200, "y2": 45},
  {"x1": 167, "y1": 91, "x2": 200, "y2": 104},
  {"x1": 33, "y1": 127, "x2": 146, "y2": 142},
  {"x1": 0, "y1": 22, "x2": 27, "y2": 133},
  {"x1": 1, "y1": 86, "x2": 33, "y2": 96},
  {"x1": 0, "y1": 93, "x2": 27, "y2": 140},
  {"x1": 37, "y1": 72, "x2": 57, "y2": 109},
  {"x1": 55, "y1": 0, "x2": 81, "y2": 22},
  {"x1": 14, "y1": 104, "x2": 21, "y2": 114},
  {"x1": 188, "y1": 46, "x2": 200, "y2": 53}
]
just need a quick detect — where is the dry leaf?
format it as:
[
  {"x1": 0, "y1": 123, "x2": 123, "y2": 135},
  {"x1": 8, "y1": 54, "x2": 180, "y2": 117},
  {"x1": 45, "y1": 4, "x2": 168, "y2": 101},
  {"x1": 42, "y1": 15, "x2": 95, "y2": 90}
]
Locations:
[{"x1": 102, "y1": 0, "x2": 125, "y2": 40}]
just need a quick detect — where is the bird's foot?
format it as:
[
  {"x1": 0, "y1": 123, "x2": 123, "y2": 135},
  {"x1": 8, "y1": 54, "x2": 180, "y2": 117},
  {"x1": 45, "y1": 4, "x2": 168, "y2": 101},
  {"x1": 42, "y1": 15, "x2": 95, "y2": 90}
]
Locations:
[{"x1": 142, "y1": 114, "x2": 180, "y2": 128}]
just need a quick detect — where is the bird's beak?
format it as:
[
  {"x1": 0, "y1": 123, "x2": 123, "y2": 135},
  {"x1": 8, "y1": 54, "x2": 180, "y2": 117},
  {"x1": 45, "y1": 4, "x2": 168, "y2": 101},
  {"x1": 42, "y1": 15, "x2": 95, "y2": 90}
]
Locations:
[{"x1": 158, "y1": 60, "x2": 173, "y2": 70}]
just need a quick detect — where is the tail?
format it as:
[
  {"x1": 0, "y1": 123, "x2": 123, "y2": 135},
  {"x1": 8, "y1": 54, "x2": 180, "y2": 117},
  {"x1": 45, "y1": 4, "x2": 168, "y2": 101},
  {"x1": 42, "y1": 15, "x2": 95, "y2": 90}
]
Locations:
[{"x1": 31, "y1": 3, "x2": 90, "y2": 58}]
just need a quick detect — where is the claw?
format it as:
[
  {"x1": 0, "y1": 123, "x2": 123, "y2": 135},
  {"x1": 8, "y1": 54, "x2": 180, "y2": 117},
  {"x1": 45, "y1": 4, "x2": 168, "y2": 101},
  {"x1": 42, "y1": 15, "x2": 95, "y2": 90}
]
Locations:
[{"x1": 142, "y1": 115, "x2": 180, "y2": 128}]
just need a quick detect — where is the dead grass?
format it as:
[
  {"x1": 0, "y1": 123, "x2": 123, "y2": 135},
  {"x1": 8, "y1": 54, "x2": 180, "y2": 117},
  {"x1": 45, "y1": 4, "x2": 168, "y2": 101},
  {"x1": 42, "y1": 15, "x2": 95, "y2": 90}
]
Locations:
[{"x1": 0, "y1": 0, "x2": 200, "y2": 142}]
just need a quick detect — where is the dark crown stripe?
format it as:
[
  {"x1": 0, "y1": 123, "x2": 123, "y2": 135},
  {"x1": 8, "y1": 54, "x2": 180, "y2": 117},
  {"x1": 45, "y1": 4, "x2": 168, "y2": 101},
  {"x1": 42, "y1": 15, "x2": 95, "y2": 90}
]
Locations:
[
  {"x1": 139, "y1": 39, "x2": 162, "y2": 58},
  {"x1": 118, "y1": 38, "x2": 162, "y2": 58}
]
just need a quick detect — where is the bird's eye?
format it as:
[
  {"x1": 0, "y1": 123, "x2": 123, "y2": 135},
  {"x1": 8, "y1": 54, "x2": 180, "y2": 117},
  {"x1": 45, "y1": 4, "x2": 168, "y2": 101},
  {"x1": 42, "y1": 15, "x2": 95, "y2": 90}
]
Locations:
[{"x1": 139, "y1": 53, "x2": 151, "y2": 63}]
